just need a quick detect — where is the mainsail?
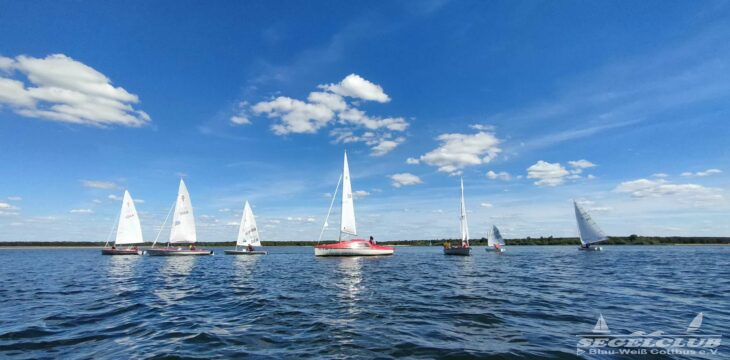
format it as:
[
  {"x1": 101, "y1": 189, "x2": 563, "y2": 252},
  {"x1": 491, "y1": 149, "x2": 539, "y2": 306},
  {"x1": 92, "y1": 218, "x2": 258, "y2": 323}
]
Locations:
[
  {"x1": 237, "y1": 201, "x2": 261, "y2": 247},
  {"x1": 574, "y1": 201, "x2": 607, "y2": 246},
  {"x1": 114, "y1": 190, "x2": 144, "y2": 245},
  {"x1": 459, "y1": 178, "x2": 470, "y2": 245},
  {"x1": 340, "y1": 152, "x2": 357, "y2": 237},
  {"x1": 489, "y1": 225, "x2": 505, "y2": 246},
  {"x1": 169, "y1": 179, "x2": 197, "y2": 244}
]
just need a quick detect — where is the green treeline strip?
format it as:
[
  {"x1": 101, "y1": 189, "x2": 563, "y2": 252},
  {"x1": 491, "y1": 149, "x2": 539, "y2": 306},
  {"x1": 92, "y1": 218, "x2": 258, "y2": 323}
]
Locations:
[{"x1": 1, "y1": 236, "x2": 729, "y2": 247}]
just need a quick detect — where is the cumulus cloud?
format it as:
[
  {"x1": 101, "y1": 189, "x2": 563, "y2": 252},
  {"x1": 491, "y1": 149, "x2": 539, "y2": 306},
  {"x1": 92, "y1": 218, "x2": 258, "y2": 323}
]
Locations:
[
  {"x1": 249, "y1": 74, "x2": 407, "y2": 155},
  {"x1": 0, "y1": 202, "x2": 17, "y2": 210},
  {"x1": 486, "y1": 170, "x2": 511, "y2": 181},
  {"x1": 80, "y1": 179, "x2": 118, "y2": 189},
  {"x1": 320, "y1": 73, "x2": 390, "y2": 103},
  {"x1": 0, "y1": 54, "x2": 150, "y2": 127},
  {"x1": 568, "y1": 159, "x2": 596, "y2": 169},
  {"x1": 230, "y1": 101, "x2": 252, "y2": 125},
  {"x1": 480, "y1": 202, "x2": 493, "y2": 208},
  {"x1": 615, "y1": 178, "x2": 723, "y2": 203},
  {"x1": 652, "y1": 173, "x2": 669, "y2": 178},
  {"x1": 680, "y1": 169, "x2": 722, "y2": 177},
  {"x1": 389, "y1": 173, "x2": 423, "y2": 188},
  {"x1": 69, "y1": 209, "x2": 93, "y2": 214},
  {"x1": 527, "y1": 160, "x2": 570, "y2": 186},
  {"x1": 419, "y1": 131, "x2": 501, "y2": 175},
  {"x1": 406, "y1": 157, "x2": 420, "y2": 165}
]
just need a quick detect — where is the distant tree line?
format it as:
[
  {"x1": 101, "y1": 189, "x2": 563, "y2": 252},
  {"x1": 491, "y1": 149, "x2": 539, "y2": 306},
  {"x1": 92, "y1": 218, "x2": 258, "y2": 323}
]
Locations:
[{"x1": 1, "y1": 236, "x2": 729, "y2": 247}]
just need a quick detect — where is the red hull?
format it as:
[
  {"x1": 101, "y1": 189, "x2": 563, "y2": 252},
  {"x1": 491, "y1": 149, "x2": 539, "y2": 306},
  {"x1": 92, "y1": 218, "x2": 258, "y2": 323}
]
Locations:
[{"x1": 101, "y1": 248, "x2": 142, "y2": 255}]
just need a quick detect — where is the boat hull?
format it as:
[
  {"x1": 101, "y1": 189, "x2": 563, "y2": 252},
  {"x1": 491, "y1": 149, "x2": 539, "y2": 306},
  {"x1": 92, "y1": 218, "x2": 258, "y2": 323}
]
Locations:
[
  {"x1": 444, "y1": 246, "x2": 471, "y2": 256},
  {"x1": 101, "y1": 248, "x2": 142, "y2": 255},
  {"x1": 146, "y1": 248, "x2": 213, "y2": 256},
  {"x1": 579, "y1": 246, "x2": 603, "y2": 251},
  {"x1": 224, "y1": 250, "x2": 267, "y2": 255},
  {"x1": 485, "y1": 246, "x2": 505, "y2": 253},
  {"x1": 314, "y1": 239, "x2": 394, "y2": 256}
]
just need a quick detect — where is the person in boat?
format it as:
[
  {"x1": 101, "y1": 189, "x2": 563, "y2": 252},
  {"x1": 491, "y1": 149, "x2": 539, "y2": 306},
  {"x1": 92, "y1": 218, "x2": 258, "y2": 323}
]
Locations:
[
  {"x1": 369, "y1": 236, "x2": 375, "y2": 245},
  {"x1": 111, "y1": 245, "x2": 116, "y2": 250},
  {"x1": 189, "y1": 244, "x2": 196, "y2": 250},
  {"x1": 247, "y1": 244, "x2": 254, "y2": 252},
  {"x1": 443, "y1": 241, "x2": 450, "y2": 249}
]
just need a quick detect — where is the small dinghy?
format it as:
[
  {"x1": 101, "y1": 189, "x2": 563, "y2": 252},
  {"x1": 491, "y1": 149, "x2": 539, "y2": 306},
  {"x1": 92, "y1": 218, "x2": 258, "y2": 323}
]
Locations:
[
  {"x1": 225, "y1": 201, "x2": 267, "y2": 255},
  {"x1": 444, "y1": 178, "x2": 471, "y2": 256},
  {"x1": 314, "y1": 152, "x2": 394, "y2": 256},
  {"x1": 485, "y1": 225, "x2": 506, "y2": 252},
  {"x1": 574, "y1": 201, "x2": 608, "y2": 251},
  {"x1": 147, "y1": 179, "x2": 213, "y2": 256},
  {"x1": 101, "y1": 190, "x2": 144, "y2": 255}
]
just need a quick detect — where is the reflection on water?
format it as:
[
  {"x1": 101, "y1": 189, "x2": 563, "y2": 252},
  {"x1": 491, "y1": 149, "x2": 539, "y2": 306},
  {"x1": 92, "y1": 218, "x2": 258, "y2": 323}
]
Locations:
[
  {"x1": 153, "y1": 256, "x2": 196, "y2": 305},
  {"x1": 105, "y1": 255, "x2": 142, "y2": 295}
]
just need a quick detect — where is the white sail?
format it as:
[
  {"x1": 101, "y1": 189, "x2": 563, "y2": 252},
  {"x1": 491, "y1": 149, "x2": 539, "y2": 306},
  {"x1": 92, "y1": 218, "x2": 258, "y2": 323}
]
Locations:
[
  {"x1": 592, "y1": 314, "x2": 610, "y2": 333},
  {"x1": 459, "y1": 178, "x2": 469, "y2": 245},
  {"x1": 686, "y1": 313, "x2": 703, "y2": 332},
  {"x1": 237, "y1": 201, "x2": 261, "y2": 247},
  {"x1": 490, "y1": 225, "x2": 505, "y2": 246},
  {"x1": 169, "y1": 179, "x2": 197, "y2": 244},
  {"x1": 574, "y1": 201, "x2": 607, "y2": 246},
  {"x1": 340, "y1": 152, "x2": 357, "y2": 237},
  {"x1": 114, "y1": 190, "x2": 144, "y2": 245}
]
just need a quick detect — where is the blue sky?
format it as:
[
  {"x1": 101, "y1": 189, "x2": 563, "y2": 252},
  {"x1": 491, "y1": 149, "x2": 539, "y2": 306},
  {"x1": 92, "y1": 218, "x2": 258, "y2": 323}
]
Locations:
[{"x1": 1, "y1": 0, "x2": 730, "y2": 242}]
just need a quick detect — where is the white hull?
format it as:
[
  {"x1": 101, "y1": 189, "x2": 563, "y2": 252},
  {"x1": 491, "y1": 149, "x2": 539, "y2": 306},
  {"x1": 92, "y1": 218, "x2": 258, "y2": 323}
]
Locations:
[
  {"x1": 146, "y1": 248, "x2": 213, "y2": 256},
  {"x1": 485, "y1": 246, "x2": 505, "y2": 253},
  {"x1": 314, "y1": 247, "x2": 394, "y2": 256},
  {"x1": 224, "y1": 250, "x2": 267, "y2": 255},
  {"x1": 579, "y1": 246, "x2": 603, "y2": 251},
  {"x1": 444, "y1": 247, "x2": 471, "y2": 256}
]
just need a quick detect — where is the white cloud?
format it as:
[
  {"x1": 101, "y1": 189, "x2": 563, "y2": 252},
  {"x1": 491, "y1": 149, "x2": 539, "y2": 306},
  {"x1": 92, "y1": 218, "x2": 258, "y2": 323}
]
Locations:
[
  {"x1": 389, "y1": 173, "x2": 423, "y2": 188},
  {"x1": 480, "y1": 202, "x2": 493, "y2": 208},
  {"x1": 419, "y1": 131, "x2": 501, "y2": 174},
  {"x1": 681, "y1": 169, "x2": 722, "y2": 177},
  {"x1": 69, "y1": 209, "x2": 93, "y2": 214},
  {"x1": 652, "y1": 173, "x2": 669, "y2": 178},
  {"x1": 486, "y1": 170, "x2": 511, "y2": 181},
  {"x1": 469, "y1": 124, "x2": 494, "y2": 131},
  {"x1": 0, "y1": 54, "x2": 150, "y2": 127},
  {"x1": 80, "y1": 179, "x2": 117, "y2": 189},
  {"x1": 134, "y1": 199, "x2": 144, "y2": 204},
  {"x1": 527, "y1": 160, "x2": 570, "y2": 186},
  {"x1": 0, "y1": 202, "x2": 17, "y2": 210},
  {"x1": 568, "y1": 159, "x2": 596, "y2": 169},
  {"x1": 249, "y1": 74, "x2": 408, "y2": 155},
  {"x1": 406, "y1": 157, "x2": 420, "y2": 165},
  {"x1": 320, "y1": 73, "x2": 390, "y2": 103},
  {"x1": 7, "y1": 196, "x2": 21, "y2": 201},
  {"x1": 230, "y1": 101, "x2": 252, "y2": 125},
  {"x1": 353, "y1": 190, "x2": 370, "y2": 199},
  {"x1": 253, "y1": 96, "x2": 335, "y2": 135},
  {"x1": 108, "y1": 194, "x2": 121, "y2": 201},
  {"x1": 614, "y1": 178, "x2": 723, "y2": 203}
]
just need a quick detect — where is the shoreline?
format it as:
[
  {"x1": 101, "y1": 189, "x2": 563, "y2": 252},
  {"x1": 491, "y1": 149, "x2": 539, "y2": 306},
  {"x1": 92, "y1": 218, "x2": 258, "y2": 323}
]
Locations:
[{"x1": 2, "y1": 243, "x2": 729, "y2": 249}]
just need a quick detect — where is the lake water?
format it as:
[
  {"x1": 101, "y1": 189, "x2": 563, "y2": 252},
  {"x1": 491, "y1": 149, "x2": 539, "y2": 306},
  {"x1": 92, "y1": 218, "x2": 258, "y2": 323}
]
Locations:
[{"x1": 0, "y1": 246, "x2": 728, "y2": 359}]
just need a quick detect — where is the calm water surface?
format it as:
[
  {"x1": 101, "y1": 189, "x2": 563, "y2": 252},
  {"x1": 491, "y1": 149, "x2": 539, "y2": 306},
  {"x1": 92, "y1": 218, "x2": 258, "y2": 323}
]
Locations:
[{"x1": 1, "y1": 246, "x2": 729, "y2": 359}]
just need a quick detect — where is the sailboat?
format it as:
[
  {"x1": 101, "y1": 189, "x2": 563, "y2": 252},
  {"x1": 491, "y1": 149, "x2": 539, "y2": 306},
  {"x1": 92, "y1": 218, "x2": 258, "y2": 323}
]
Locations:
[
  {"x1": 146, "y1": 179, "x2": 213, "y2": 256},
  {"x1": 485, "y1": 225, "x2": 506, "y2": 252},
  {"x1": 225, "y1": 201, "x2": 267, "y2": 255},
  {"x1": 592, "y1": 314, "x2": 611, "y2": 333},
  {"x1": 101, "y1": 190, "x2": 144, "y2": 255},
  {"x1": 444, "y1": 178, "x2": 471, "y2": 255},
  {"x1": 314, "y1": 152, "x2": 394, "y2": 256},
  {"x1": 574, "y1": 200, "x2": 608, "y2": 251}
]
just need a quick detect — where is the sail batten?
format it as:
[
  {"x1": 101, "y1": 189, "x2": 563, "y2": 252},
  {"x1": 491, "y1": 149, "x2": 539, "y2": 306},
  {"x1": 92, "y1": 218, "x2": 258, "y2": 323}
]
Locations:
[
  {"x1": 169, "y1": 179, "x2": 197, "y2": 244},
  {"x1": 114, "y1": 190, "x2": 144, "y2": 245},
  {"x1": 237, "y1": 201, "x2": 261, "y2": 247},
  {"x1": 340, "y1": 152, "x2": 357, "y2": 237},
  {"x1": 574, "y1": 201, "x2": 607, "y2": 245}
]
